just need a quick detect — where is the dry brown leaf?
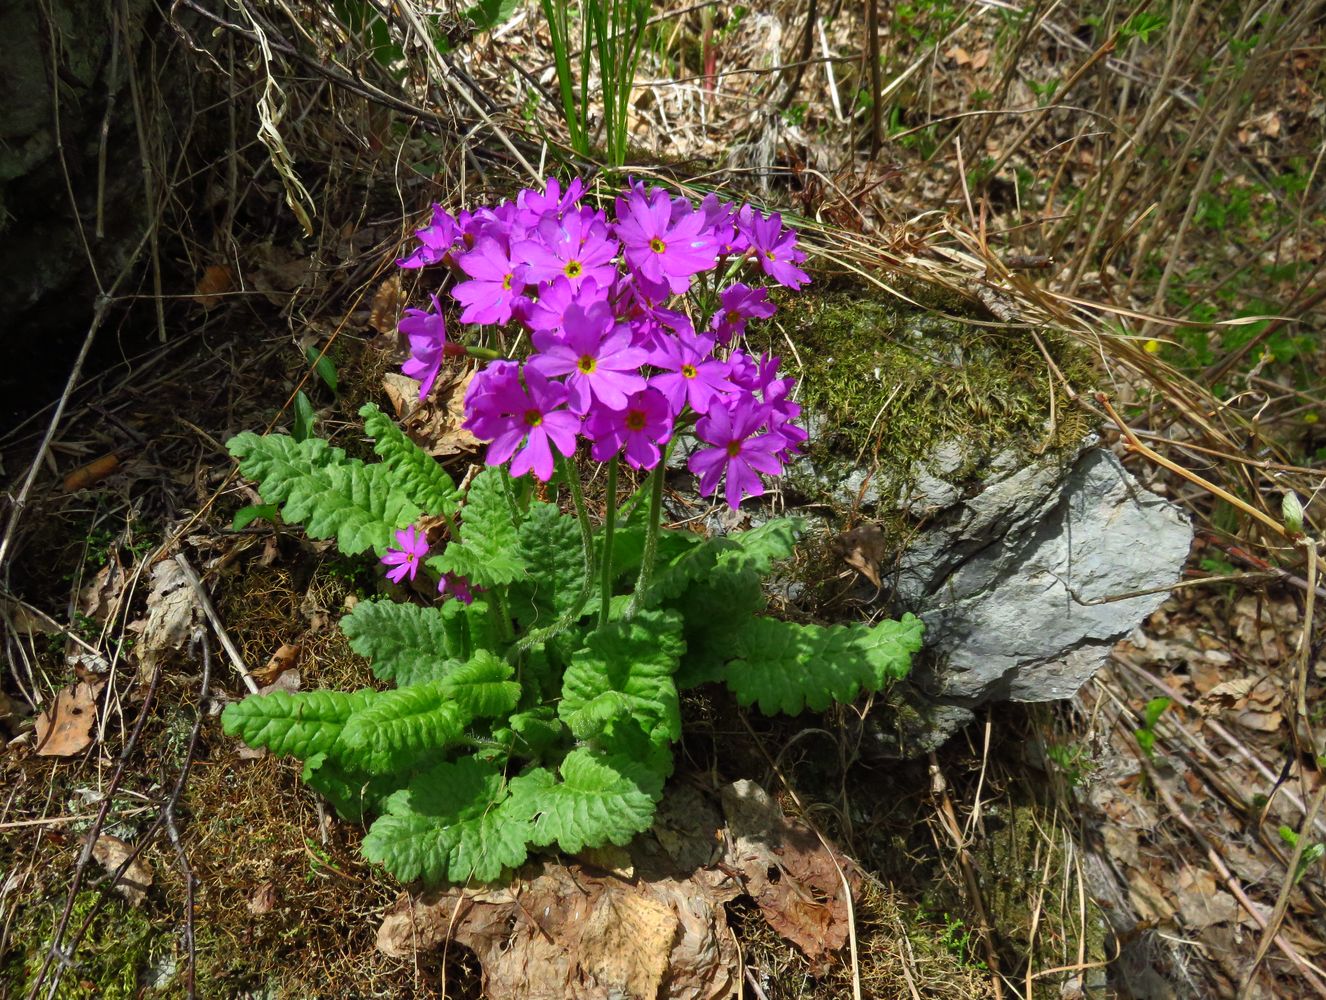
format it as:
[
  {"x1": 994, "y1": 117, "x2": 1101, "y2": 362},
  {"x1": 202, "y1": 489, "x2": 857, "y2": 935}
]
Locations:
[
  {"x1": 377, "y1": 863, "x2": 738, "y2": 1000},
  {"x1": 1199, "y1": 676, "x2": 1257, "y2": 713},
  {"x1": 385, "y1": 366, "x2": 481, "y2": 458},
  {"x1": 720, "y1": 779, "x2": 862, "y2": 971},
  {"x1": 79, "y1": 561, "x2": 127, "y2": 624},
  {"x1": 832, "y1": 524, "x2": 886, "y2": 589},
  {"x1": 1175, "y1": 866, "x2": 1239, "y2": 930},
  {"x1": 248, "y1": 881, "x2": 278, "y2": 915},
  {"x1": 946, "y1": 45, "x2": 970, "y2": 65},
  {"x1": 369, "y1": 274, "x2": 405, "y2": 335},
  {"x1": 34, "y1": 682, "x2": 99, "y2": 756},
  {"x1": 970, "y1": 47, "x2": 991, "y2": 70},
  {"x1": 252, "y1": 642, "x2": 301, "y2": 687},
  {"x1": 91, "y1": 834, "x2": 153, "y2": 906},
  {"x1": 192, "y1": 263, "x2": 235, "y2": 309},
  {"x1": 134, "y1": 560, "x2": 202, "y2": 681}
]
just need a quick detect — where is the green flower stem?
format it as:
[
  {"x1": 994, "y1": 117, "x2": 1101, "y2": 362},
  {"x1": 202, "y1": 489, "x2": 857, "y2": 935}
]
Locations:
[
  {"x1": 492, "y1": 586, "x2": 515, "y2": 645},
  {"x1": 599, "y1": 457, "x2": 618, "y2": 627},
  {"x1": 463, "y1": 345, "x2": 503, "y2": 361},
  {"x1": 625, "y1": 462, "x2": 666, "y2": 619}
]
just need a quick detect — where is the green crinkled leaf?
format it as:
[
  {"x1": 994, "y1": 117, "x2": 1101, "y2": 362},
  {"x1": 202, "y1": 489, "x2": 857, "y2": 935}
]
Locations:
[
  {"x1": 221, "y1": 689, "x2": 377, "y2": 760},
  {"x1": 508, "y1": 747, "x2": 661, "y2": 853},
  {"x1": 717, "y1": 516, "x2": 803, "y2": 574},
  {"x1": 459, "y1": 597, "x2": 503, "y2": 654},
  {"x1": 301, "y1": 752, "x2": 407, "y2": 823},
  {"x1": 512, "y1": 501, "x2": 589, "y2": 625},
  {"x1": 672, "y1": 565, "x2": 768, "y2": 689},
  {"x1": 362, "y1": 757, "x2": 529, "y2": 884},
  {"x1": 440, "y1": 651, "x2": 521, "y2": 719},
  {"x1": 360, "y1": 403, "x2": 460, "y2": 516},
  {"x1": 430, "y1": 467, "x2": 526, "y2": 587},
  {"x1": 340, "y1": 599, "x2": 469, "y2": 686},
  {"x1": 494, "y1": 707, "x2": 566, "y2": 759},
  {"x1": 559, "y1": 610, "x2": 684, "y2": 743},
  {"x1": 338, "y1": 682, "x2": 469, "y2": 772},
  {"x1": 228, "y1": 432, "x2": 420, "y2": 556},
  {"x1": 725, "y1": 613, "x2": 924, "y2": 715}
]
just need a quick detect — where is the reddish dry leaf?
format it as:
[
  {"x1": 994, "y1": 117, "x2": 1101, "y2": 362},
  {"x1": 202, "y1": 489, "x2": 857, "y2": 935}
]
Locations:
[
  {"x1": 252, "y1": 642, "x2": 301, "y2": 687},
  {"x1": 192, "y1": 264, "x2": 235, "y2": 309},
  {"x1": 720, "y1": 780, "x2": 862, "y2": 971},
  {"x1": 34, "y1": 682, "x2": 99, "y2": 756},
  {"x1": 91, "y1": 834, "x2": 153, "y2": 906},
  {"x1": 377, "y1": 863, "x2": 738, "y2": 1000}
]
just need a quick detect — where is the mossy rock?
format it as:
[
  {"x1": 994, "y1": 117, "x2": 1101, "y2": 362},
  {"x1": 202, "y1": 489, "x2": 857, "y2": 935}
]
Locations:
[{"x1": 773, "y1": 287, "x2": 1096, "y2": 518}]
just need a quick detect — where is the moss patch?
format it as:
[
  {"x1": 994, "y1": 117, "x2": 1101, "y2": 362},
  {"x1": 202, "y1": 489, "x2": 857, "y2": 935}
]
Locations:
[{"x1": 766, "y1": 288, "x2": 1096, "y2": 509}]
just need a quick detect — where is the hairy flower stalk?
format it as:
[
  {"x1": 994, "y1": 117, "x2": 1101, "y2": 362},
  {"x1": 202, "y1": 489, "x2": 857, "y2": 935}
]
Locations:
[{"x1": 599, "y1": 457, "x2": 618, "y2": 628}]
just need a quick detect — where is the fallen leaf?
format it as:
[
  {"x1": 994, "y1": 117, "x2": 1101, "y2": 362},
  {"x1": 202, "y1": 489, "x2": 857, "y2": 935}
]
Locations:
[
  {"x1": 79, "y1": 561, "x2": 128, "y2": 623},
  {"x1": 251, "y1": 642, "x2": 300, "y2": 687},
  {"x1": 1175, "y1": 865, "x2": 1239, "y2": 930},
  {"x1": 946, "y1": 45, "x2": 970, "y2": 65},
  {"x1": 34, "y1": 682, "x2": 99, "y2": 756},
  {"x1": 369, "y1": 274, "x2": 406, "y2": 335},
  {"x1": 62, "y1": 453, "x2": 122, "y2": 492},
  {"x1": 192, "y1": 264, "x2": 235, "y2": 309},
  {"x1": 720, "y1": 780, "x2": 862, "y2": 970},
  {"x1": 377, "y1": 863, "x2": 738, "y2": 1000},
  {"x1": 248, "y1": 881, "x2": 278, "y2": 915},
  {"x1": 259, "y1": 669, "x2": 301, "y2": 696},
  {"x1": 134, "y1": 560, "x2": 202, "y2": 681},
  {"x1": 970, "y1": 47, "x2": 991, "y2": 70},
  {"x1": 90, "y1": 835, "x2": 153, "y2": 906},
  {"x1": 1199, "y1": 676, "x2": 1256, "y2": 713},
  {"x1": 388, "y1": 367, "x2": 481, "y2": 458},
  {"x1": 832, "y1": 524, "x2": 887, "y2": 589}
]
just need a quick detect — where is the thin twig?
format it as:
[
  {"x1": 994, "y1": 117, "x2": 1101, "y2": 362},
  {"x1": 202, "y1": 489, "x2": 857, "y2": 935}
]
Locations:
[{"x1": 173, "y1": 554, "x2": 259, "y2": 694}]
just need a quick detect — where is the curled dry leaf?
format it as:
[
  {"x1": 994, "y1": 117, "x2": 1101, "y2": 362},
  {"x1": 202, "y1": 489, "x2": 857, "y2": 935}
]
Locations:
[
  {"x1": 79, "y1": 560, "x2": 128, "y2": 624},
  {"x1": 369, "y1": 274, "x2": 405, "y2": 335},
  {"x1": 192, "y1": 263, "x2": 235, "y2": 310},
  {"x1": 91, "y1": 834, "x2": 154, "y2": 906},
  {"x1": 832, "y1": 523, "x2": 887, "y2": 590},
  {"x1": 34, "y1": 682, "x2": 100, "y2": 757},
  {"x1": 133, "y1": 559, "x2": 202, "y2": 682},
  {"x1": 248, "y1": 881, "x2": 278, "y2": 915},
  {"x1": 377, "y1": 862, "x2": 738, "y2": 1000},
  {"x1": 252, "y1": 642, "x2": 301, "y2": 687},
  {"x1": 382, "y1": 367, "x2": 481, "y2": 458},
  {"x1": 720, "y1": 779, "x2": 863, "y2": 972}
]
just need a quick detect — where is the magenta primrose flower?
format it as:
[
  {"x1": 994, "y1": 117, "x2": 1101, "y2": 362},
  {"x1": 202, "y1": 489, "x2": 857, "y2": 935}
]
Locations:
[
  {"x1": 527, "y1": 275, "x2": 606, "y2": 334},
  {"x1": 453, "y1": 237, "x2": 526, "y2": 325},
  {"x1": 710, "y1": 283, "x2": 776, "y2": 345},
  {"x1": 739, "y1": 207, "x2": 810, "y2": 290},
  {"x1": 464, "y1": 365, "x2": 580, "y2": 481},
  {"x1": 516, "y1": 210, "x2": 619, "y2": 292},
  {"x1": 688, "y1": 400, "x2": 785, "y2": 509},
  {"x1": 398, "y1": 293, "x2": 448, "y2": 400},
  {"x1": 382, "y1": 525, "x2": 429, "y2": 583},
  {"x1": 516, "y1": 176, "x2": 585, "y2": 227},
  {"x1": 438, "y1": 572, "x2": 475, "y2": 605},
  {"x1": 397, "y1": 204, "x2": 460, "y2": 269},
  {"x1": 650, "y1": 329, "x2": 736, "y2": 416},
  {"x1": 584, "y1": 387, "x2": 673, "y2": 470},
  {"x1": 614, "y1": 186, "x2": 718, "y2": 296},
  {"x1": 527, "y1": 301, "x2": 648, "y2": 415}
]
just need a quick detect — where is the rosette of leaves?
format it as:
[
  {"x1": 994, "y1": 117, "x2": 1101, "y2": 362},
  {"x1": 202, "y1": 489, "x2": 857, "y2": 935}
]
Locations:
[{"x1": 221, "y1": 405, "x2": 923, "y2": 885}]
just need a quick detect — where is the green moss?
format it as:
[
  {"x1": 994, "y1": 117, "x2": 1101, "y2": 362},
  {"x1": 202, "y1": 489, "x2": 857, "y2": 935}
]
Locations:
[
  {"x1": 2, "y1": 890, "x2": 165, "y2": 998},
  {"x1": 768, "y1": 288, "x2": 1096, "y2": 508}
]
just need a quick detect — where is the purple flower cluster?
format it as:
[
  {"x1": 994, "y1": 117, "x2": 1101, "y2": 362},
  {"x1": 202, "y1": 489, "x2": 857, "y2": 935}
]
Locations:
[
  {"x1": 380, "y1": 526, "x2": 474, "y2": 603},
  {"x1": 395, "y1": 179, "x2": 809, "y2": 509}
]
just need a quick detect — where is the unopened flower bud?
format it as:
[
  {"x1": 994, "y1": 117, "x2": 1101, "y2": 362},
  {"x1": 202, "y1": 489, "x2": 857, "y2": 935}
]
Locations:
[{"x1": 1282, "y1": 492, "x2": 1304, "y2": 535}]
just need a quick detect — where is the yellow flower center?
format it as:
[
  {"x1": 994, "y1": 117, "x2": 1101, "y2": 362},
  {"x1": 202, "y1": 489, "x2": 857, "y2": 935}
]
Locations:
[
  {"x1": 577, "y1": 355, "x2": 597, "y2": 375},
  {"x1": 565, "y1": 260, "x2": 583, "y2": 279},
  {"x1": 524, "y1": 409, "x2": 543, "y2": 428},
  {"x1": 626, "y1": 410, "x2": 646, "y2": 431},
  {"x1": 649, "y1": 237, "x2": 667, "y2": 254},
  {"x1": 765, "y1": 250, "x2": 776, "y2": 262},
  {"x1": 681, "y1": 363, "x2": 697, "y2": 380},
  {"x1": 502, "y1": 273, "x2": 513, "y2": 290},
  {"x1": 726, "y1": 310, "x2": 742, "y2": 324}
]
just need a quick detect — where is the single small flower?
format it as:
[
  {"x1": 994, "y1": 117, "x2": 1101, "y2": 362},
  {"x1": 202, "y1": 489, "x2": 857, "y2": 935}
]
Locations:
[
  {"x1": 584, "y1": 387, "x2": 674, "y2": 469},
  {"x1": 527, "y1": 275, "x2": 607, "y2": 333},
  {"x1": 738, "y1": 207, "x2": 810, "y2": 290},
  {"x1": 700, "y1": 193, "x2": 746, "y2": 256},
  {"x1": 614, "y1": 186, "x2": 718, "y2": 295},
  {"x1": 382, "y1": 525, "x2": 430, "y2": 584},
  {"x1": 397, "y1": 204, "x2": 460, "y2": 269},
  {"x1": 650, "y1": 329, "x2": 736, "y2": 416},
  {"x1": 452, "y1": 237, "x2": 526, "y2": 325},
  {"x1": 438, "y1": 572, "x2": 475, "y2": 605},
  {"x1": 463, "y1": 365, "x2": 581, "y2": 481},
  {"x1": 516, "y1": 176, "x2": 586, "y2": 227},
  {"x1": 687, "y1": 399, "x2": 784, "y2": 509},
  {"x1": 398, "y1": 293, "x2": 448, "y2": 400},
  {"x1": 527, "y1": 301, "x2": 648, "y2": 415},
  {"x1": 463, "y1": 359, "x2": 524, "y2": 440},
  {"x1": 710, "y1": 282, "x2": 776, "y2": 345},
  {"x1": 515, "y1": 210, "x2": 619, "y2": 292}
]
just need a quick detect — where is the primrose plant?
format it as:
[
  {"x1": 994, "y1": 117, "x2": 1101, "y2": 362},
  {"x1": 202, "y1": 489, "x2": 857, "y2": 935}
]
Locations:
[{"x1": 221, "y1": 178, "x2": 924, "y2": 886}]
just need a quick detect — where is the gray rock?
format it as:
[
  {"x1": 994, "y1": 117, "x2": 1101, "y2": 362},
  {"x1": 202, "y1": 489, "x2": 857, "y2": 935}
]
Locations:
[{"x1": 895, "y1": 443, "x2": 1191, "y2": 731}]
